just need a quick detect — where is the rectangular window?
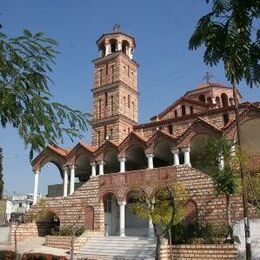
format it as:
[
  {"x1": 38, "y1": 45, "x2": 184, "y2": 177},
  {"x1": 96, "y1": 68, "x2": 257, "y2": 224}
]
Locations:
[
  {"x1": 105, "y1": 93, "x2": 108, "y2": 106},
  {"x1": 97, "y1": 131, "x2": 101, "y2": 147},
  {"x1": 106, "y1": 63, "x2": 108, "y2": 75},
  {"x1": 110, "y1": 129, "x2": 113, "y2": 139},
  {"x1": 127, "y1": 65, "x2": 130, "y2": 77},
  {"x1": 111, "y1": 65, "x2": 115, "y2": 83},
  {"x1": 99, "y1": 69, "x2": 102, "y2": 86},
  {"x1": 110, "y1": 96, "x2": 114, "y2": 115},
  {"x1": 98, "y1": 99, "x2": 102, "y2": 119},
  {"x1": 128, "y1": 95, "x2": 130, "y2": 108},
  {"x1": 104, "y1": 126, "x2": 107, "y2": 140}
]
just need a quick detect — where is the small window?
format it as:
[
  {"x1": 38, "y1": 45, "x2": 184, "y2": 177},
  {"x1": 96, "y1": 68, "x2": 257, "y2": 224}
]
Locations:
[
  {"x1": 110, "y1": 129, "x2": 113, "y2": 139},
  {"x1": 105, "y1": 93, "x2": 108, "y2": 106},
  {"x1": 105, "y1": 63, "x2": 108, "y2": 75},
  {"x1": 190, "y1": 106, "x2": 194, "y2": 114},
  {"x1": 111, "y1": 65, "x2": 115, "y2": 83},
  {"x1": 207, "y1": 97, "x2": 213, "y2": 104},
  {"x1": 110, "y1": 96, "x2": 114, "y2": 115},
  {"x1": 98, "y1": 99, "x2": 102, "y2": 119},
  {"x1": 127, "y1": 65, "x2": 130, "y2": 77},
  {"x1": 104, "y1": 126, "x2": 107, "y2": 140},
  {"x1": 99, "y1": 69, "x2": 102, "y2": 86},
  {"x1": 199, "y1": 95, "x2": 206, "y2": 103},
  {"x1": 181, "y1": 105, "x2": 186, "y2": 116},
  {"x1": 174, "y1": 110, "x2": 178, "y2": 117},
  {"x1": 19, "y1": 203, "x2": 22, "y2": 208},
  {"x1": 223, "y1": 113, "x2": 229, "y2": 126},
  {"x1": 168, "y1": 125, "x2": 173, "y2": 135},
  {"x1": 128, "y1": 95, "x2": 130, "y2": 108}
]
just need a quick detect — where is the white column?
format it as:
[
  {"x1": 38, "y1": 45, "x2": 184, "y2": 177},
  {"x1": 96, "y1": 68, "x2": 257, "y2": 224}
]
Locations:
[
  {"x1": 171, "y1": 149, "x2": 180, "y2": 166},
  {"x1": 148, "y1": 217, "x2": 154, "y2": 238},
  {"x1": 182, "y1": 147, "x2": 191, "y2": 166},
  {"x1": 90, "y1": 162, "x2": 96, "y2": 177},
  {"x1": 63, "y1": 167, "x2": 68, "y2": 197},
  {"x1": 129, "y1": 48, "x2": 133, "y2": 59},
  {"x1": 212, "y1": 97, "x2": 216, "y2": 104},
  {"x1": 98, "y1": 161, "x2": 105, "y2": 175},
  {"x1": 105, "y1": 43, "x2": 110, "y2": 56},
  {"x1": 146, "y1": 154, "x2": 154, "y2": 169},
  {"x1": 119, "y1": 157, "x2": 127, "y2": 173},
  {"x1": 117, "y1": 41, "x2": 122, "y2": 51},
  {"x1": 218, "y1": 154, "x2": 225, "y2": 170},
  {"x1": 231, "y1": 144, "x2": 236, "y2": 157},
  {"x1": 33, "y1": 170, "x2": 40, "y2": 205},
  {"x1": 119, "y1": 201, "x2": 126, "y2": 237},
  {"x1": 69, "y1": 165, "x2": 75, "y2": 195}
]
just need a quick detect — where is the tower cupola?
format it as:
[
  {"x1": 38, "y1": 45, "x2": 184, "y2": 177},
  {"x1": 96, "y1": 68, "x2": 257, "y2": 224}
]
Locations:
[{"x1": 96, "y1": 25, "x2": 135, "y2": 59}]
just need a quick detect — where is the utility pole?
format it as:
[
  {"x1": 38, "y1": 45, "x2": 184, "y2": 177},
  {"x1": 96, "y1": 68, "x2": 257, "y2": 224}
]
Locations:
[{"x1": 232, "y1": 81, "x2": 251, "y2": 260}]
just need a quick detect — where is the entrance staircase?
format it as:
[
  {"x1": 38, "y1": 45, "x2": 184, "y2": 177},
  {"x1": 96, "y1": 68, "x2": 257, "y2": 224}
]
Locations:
[{"x1": 76, "y1": 236, "x2": 156, "y2": 260}]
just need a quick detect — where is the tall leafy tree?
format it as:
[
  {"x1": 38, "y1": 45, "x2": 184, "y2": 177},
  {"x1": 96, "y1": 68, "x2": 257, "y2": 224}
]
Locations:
[
  {"x1": 189, "y1": 1, "x2": 259, "y2": 258},
  {"x1": 0, "y1": 147, "x2": 3, "y2": 199},
  {"x1": 0, "y1": 30, "x2": 90, "y2": 159}
]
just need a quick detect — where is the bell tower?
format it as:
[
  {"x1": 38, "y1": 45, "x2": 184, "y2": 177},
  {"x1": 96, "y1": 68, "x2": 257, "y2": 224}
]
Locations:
[{"x1": 91, "y1": 27, "x2": 139, "y2": 147}]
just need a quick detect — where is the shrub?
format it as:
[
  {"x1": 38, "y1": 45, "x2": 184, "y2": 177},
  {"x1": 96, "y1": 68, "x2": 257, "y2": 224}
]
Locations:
[
  {"x1": 59, "y1": 225, "x2": 85, "y2": 237},
  {"x1": 170, "y1": 222, "x2": 229, "y2": 244},
  {"x1": 21, "y1": 253, "x2": 67, "y2": 259},
  {"x1": 0, "y1": 250, "x2": 17, "y2": 260}
]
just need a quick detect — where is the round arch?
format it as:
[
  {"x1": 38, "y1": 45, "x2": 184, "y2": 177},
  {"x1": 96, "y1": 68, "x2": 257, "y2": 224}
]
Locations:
[
  {"x1": 35, "y1": 209, "x2": 60, "y2": 236},
  {"x1": 125, "y1": 144, "x2": 147, "y2": 171},
  {"x1": 75, "y1": 153, "x2": 92, "y2": 182},
  {"x1": 104, "y1": 149, "x2": 120, "y2": 174},
  {"x1": 122, "y1": 40, "x2": 130, "y2": 55},
  {"x1": 125, "y1": 190, "x2": 149, "y2": 237},
  {"x1": 153, "y1": 141, "x2": 173, "y2": 168},
  {"x1": 221, "y1": 93, "x2": 228, "y2": 107},
  {"x1": 103, "y1": 192, "x2": 119, "y2": 236},
  {"x1": 109, "y1": 38, "x2": 117, "y2": 53}
]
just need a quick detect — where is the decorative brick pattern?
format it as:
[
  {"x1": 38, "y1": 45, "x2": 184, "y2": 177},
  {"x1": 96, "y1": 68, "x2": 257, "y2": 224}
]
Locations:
[{"x1": 160, "y1": 244, "x2": 237, "y2": 260}]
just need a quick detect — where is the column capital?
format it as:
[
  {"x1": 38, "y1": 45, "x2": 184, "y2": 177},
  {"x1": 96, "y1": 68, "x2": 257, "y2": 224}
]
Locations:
[
  {"x1": 34, "y1": 169, "x2": 40, "y2": 175},
  {"x1": 118, "y1": 157, "x2": 127, "y2": 163},
  {"x1": 181, "y1": 147, "x2": 190, "y2": 153},
  {"x1": 90, "y1": 161, "x2": 96, "y2": 167},
  {"x1": 146, "y1": 153, "x2": 154, "y2": 158},
  {"x1": 171, "y1": 148, "x2": 179, "y2": 154},
  {"x1": 98, "y1": 160, "x2": 105, "y2": 165},
  {"x1": 69, "y1": 164, "x2": 76, "y2": 170},
  {"x1": 63, "y1": 165, "x2": 68, "y2": 171},
  {"x1": 118, "y1": 201, "x2": 126, "y2": 207}
]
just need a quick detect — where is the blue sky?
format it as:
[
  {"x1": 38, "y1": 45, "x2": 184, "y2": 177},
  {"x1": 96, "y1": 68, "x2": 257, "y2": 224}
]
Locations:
[{"x1": 1, "y1": 0, "x2": 259, "y2": 196}]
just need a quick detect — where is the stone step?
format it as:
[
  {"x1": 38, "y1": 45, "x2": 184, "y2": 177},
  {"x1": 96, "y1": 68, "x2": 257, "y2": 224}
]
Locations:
[{"x1": 77, "y1": 236, "x2": 156, "y2": 260}]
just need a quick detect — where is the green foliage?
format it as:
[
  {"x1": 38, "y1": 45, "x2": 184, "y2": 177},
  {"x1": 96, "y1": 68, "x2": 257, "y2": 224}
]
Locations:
[
  {"x1": 189, "y1": 0, "x2": 260, "y2": 86},
  {"x1": 0, "y1": 251, "x2": 17, "y2": 259},
  {"x1": 0, "y1": 30, "x2": 91, "y2": 159},
  {"x1": 59, "y1": 225, "x2": 85, "y2": 237},
  {"x1": 0, "y1": 147, "x2": 3, "y2": 199},
  {"x1": 171, "y1": 222, "x2": 229, "y2": 244}
]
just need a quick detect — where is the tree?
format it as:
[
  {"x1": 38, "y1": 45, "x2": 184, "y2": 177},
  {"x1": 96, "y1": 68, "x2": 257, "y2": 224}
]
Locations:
[
  {"x1": 0, "y1": 147, "x2": 3, "y2": 199},
  {"x1": 0, "y1": 30, "x2": 91, "y2": 160},
  {"x1": 129, "y1": 183, "x2": 187, "y2": 260},
  {"x1": 189, "y1": 1, "x2": 260, "y2": 258},
  {"x1": 201, "y1": 136, "x2": 240, "y2": 241}
]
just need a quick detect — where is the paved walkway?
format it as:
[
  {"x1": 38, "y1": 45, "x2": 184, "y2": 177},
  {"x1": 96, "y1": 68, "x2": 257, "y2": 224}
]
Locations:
[{"x1": 0, "y1": 237, "x2": 69, "y2": 257}]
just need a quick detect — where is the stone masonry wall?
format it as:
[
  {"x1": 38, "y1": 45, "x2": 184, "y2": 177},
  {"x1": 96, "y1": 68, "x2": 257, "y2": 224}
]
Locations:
[{"x1": 160, "y1": 244, "x2": 237, "y2": 260}]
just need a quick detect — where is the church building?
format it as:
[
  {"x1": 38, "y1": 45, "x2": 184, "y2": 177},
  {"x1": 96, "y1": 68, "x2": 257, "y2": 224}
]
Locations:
[{"x1": 17, "y1": 29, "x2": 260, "y2": 256}]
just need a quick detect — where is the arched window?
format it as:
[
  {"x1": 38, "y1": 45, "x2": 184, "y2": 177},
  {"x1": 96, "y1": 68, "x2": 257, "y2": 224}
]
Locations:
[
  {"x1": 99, "y1": 69, "x2": 102, "y2": 87},
  {"x1": 199, "y1": 94, "x2": 206, "y2": 103},
  {"x1": 174, "y1": 110, "x2": 178, "y2": 117},
  {"x1": 181, "y1": 105, "x2": 186, "y2": 116},
  {"x1": 97, "y1": 131, "x2": 101, "y2": 147},
  {"x1": 98, "y1": 99, "x2": 102, "y2": 119},
  {"x1": 168, "y1": 125, "x2": 173, "y2": 135},
  {"x1": 221, "y1": 93, "x2": 229, "y2": 107},
  {"x1": 223, "y1": 113, "x2": 229, "y2": 126},
  {"x1": 229, "y1": 97, "x2": 234, "y2": 106},
  {"x1": 110, "y1": 39, "x2": 117, "y2": 53},
  {"x1": 110, "y1": 96, "x2": 114, "y2": 115},
  {"x1": 190, "y1": 106, "x2": 194, "y2": 114},
  {"x1": 111, "y1": 65, "x2": 115, "y2": 83},
  {"x1": 207, "y1": 97, "x2": 213, "y2": 104},
  {"x1": 122, "y1": 40, "x2": 130, "y2": 55},
  {"x1": 216, "y1": 96, "x2": 221, "y2": 107},
  {"x1": 104, "y1": 126, "x2": 107, "y2": 140},
  {"x1": 105, "y1": 93, "x2": 108, "y2": 106}
]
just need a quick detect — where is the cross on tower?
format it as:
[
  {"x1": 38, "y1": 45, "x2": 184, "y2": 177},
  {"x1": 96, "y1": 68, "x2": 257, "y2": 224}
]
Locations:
[
  {"x1": 203, "y1": 72, "x2": 213, "y2": 83},
  {"x1": 112, "y1": 23, "x2": 121, "y2": 32}
]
